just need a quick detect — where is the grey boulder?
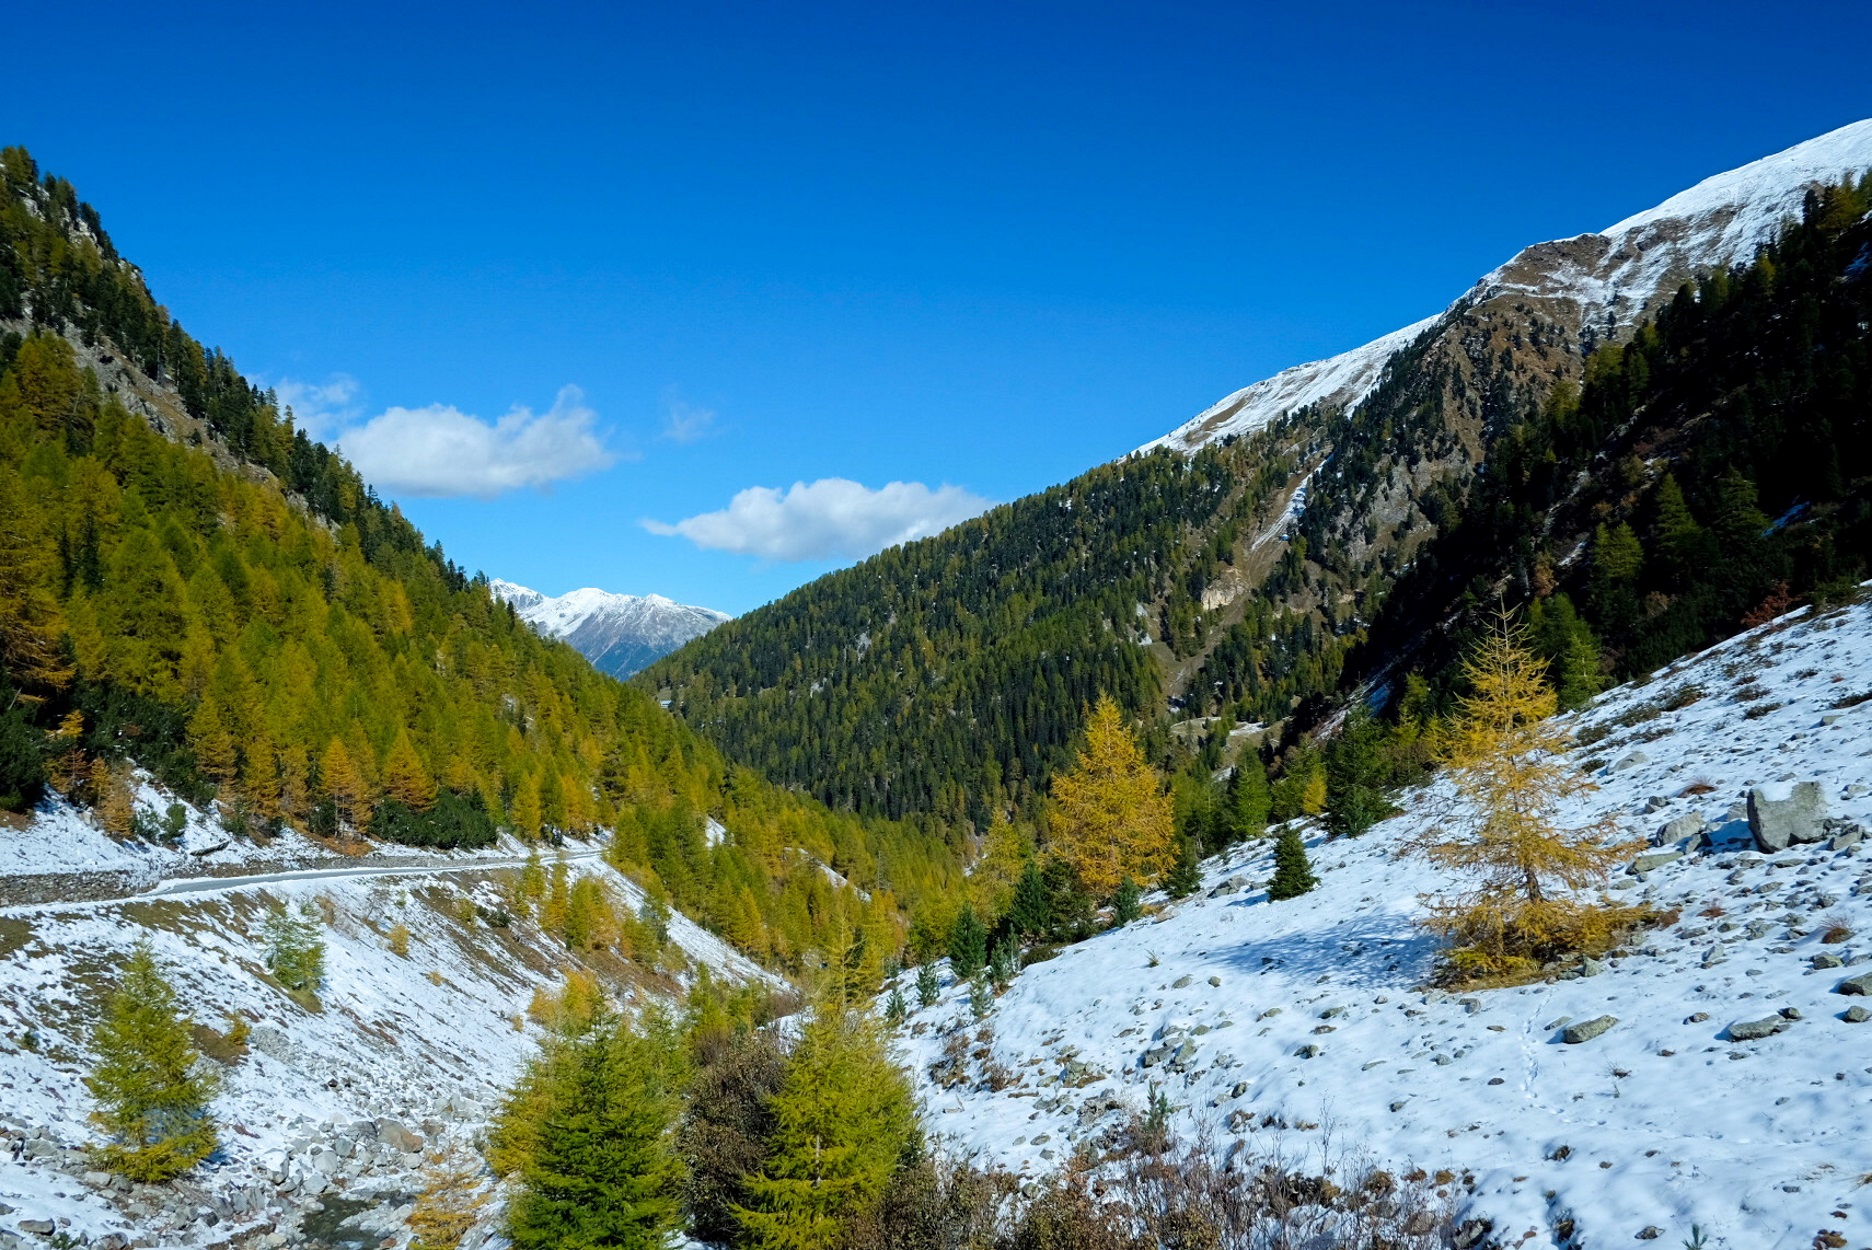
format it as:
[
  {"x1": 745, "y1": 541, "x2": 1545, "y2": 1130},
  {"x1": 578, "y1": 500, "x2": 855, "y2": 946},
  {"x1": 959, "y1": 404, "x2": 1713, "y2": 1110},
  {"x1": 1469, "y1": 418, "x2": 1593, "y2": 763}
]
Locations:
[
  {"x1": 1561, "y1": 1015, "x2": 1617, "y2": 1044},
  {"x1": 1748, "y1": 783, "x2": 1827, "y2": 852},
  {"x1": 1727, "y1": 1015, "x2": 1792, "y2": 1041}
]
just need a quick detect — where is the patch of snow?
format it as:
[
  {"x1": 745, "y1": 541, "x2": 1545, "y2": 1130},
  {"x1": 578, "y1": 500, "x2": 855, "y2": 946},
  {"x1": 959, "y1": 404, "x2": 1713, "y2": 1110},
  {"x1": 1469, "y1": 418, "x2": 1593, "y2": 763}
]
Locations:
[{"x1": 894, "y1": 589, "x2": 1872, "y2": 1248}]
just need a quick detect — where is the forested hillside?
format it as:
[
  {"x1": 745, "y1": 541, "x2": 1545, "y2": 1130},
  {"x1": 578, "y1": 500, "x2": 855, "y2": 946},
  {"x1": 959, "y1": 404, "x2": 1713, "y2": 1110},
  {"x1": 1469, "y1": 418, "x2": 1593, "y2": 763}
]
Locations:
[
  {"x1": 643, "y1": 433, "x2": 1320, "y2": 825},
  {"x1": 648, "y1": 173, "x2": 1872, "y2": 830},
  {"x1": 0, "y1": 146, "x2": 961, "y2": 974}
]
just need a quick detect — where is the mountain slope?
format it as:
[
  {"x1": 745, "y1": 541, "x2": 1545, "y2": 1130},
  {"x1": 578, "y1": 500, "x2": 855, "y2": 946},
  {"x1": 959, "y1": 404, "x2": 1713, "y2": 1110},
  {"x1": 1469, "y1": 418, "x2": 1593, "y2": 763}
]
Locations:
[
  {"x1": 0, "y1": 145, "x2": 961, "y2": 978},
  {"x1": 892, "y1": 589, "x2": 1872, "y2": 1249},
  {"x1": 646, "y1": 122, "x2": 1872, "y2": 825},
  {"x1": 490, "y1": 579, "x2": 729, "y2": 678},
  {"x1": 1145, "y1": 118, "x2": 1872, "y2": 457}
]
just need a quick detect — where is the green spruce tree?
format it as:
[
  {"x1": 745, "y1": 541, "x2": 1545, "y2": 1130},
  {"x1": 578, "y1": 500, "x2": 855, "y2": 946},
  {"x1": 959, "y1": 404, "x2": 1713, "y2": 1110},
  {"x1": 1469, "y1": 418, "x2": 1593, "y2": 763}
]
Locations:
[
  {"x1": 1324, "y1": 707, "x2": 1393, "y2": 837},
  {"x1": 1109, "y1": 876, "x2": 1143, "y2": 927},
  {"x1": 1266, "y1": 828, "x2": 1318, "y2": 901},
  {"x1": 1163, "y1": 835, "x2": 1202, "y2": 899},
  {"x1": 1006, "y1": 860, "x2": 1049, "y2": 939},
  {"x1": 85, "y1": 943, "x2": 219, "y2": 1182},
  {"x1": 914, "y1": 961, "x2": 940, "y2": 1008},
  {"x1": 734, "y1": 998, "x2": 918, "y2": 1249},
  {"x1": 946, "y1": 904, "x2": 986, "y2": 978},
  {"x1": 1226, "y1": 754, "x2": 1272, "y2": 841},
  {"x1": 261, "y1": 901, "x2": 325, "y2": 995},
  {"x1": 507, "y1": 1014, "x2": 685, "y2": 1250}
]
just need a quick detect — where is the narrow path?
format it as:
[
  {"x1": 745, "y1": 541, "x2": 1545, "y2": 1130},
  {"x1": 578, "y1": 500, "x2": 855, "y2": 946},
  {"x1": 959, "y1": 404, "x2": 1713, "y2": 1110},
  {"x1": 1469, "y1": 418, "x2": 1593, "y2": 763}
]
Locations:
[
  {"x1": 1, "y1": 847, "x2": 603, "y2": 913},
  {"x1": 140, "y1": 851, "x2": 603, "y2": 899}
]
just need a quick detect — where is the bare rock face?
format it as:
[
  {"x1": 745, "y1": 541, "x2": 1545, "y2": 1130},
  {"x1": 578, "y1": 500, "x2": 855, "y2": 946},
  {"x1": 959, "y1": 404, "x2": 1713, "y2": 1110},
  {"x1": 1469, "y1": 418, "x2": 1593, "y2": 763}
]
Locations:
[{"x1": 1748, "y1": 783, "x2": 1826, "y2": 852}]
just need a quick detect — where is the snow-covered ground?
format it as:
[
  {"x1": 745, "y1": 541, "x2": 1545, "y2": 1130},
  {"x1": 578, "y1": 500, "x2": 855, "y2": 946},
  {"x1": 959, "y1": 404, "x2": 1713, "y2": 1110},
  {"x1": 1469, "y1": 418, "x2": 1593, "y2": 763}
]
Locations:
[
  {"x1": 897, "y1": 593, "x2": 1872, "y2": 1249},
  {"x1": 0, "y1": 810, "x2": 770, "y2": 1247}
]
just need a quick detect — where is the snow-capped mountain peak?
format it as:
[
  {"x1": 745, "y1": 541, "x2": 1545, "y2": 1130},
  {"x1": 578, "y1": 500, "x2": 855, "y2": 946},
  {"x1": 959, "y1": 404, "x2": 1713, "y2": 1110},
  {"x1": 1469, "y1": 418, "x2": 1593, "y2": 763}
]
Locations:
[
  {"x1": 1142, "y1": 118, "x2": 1872, "y2": 457},
  {"x1": 491, "y1": 581, "x2": 730, "y2": 677}
]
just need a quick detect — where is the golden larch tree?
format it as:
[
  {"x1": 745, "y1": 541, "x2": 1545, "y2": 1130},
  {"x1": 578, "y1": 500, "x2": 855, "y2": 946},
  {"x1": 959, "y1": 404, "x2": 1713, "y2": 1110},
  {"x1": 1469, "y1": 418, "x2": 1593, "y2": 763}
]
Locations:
[
  {"x1": 320, "y1": 736, "x2": 373, "y2": 831},
  {"x1": 383, "y1": 729, "x2": 437, "y2": 811},
  {"x1": 1416, "y1": 609, "x2": 1643, "y2": 977},
  {"x1": 1048, "y1": 695, "x2": 1173, "y2": 897}
]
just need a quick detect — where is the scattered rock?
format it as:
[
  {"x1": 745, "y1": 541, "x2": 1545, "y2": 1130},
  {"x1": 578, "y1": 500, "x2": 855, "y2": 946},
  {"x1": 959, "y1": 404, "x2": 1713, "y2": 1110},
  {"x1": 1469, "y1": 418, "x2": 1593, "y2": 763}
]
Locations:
[
  {"x1": 1813, "y1": 952, "x2": 1845, "y2": 969},
  {"x1": 1207, "y1": 976, "x2": 1221, "y2": 987},
  {"x1": 1610, "y1": 751, "x2": 1650, "y2": 773},
  {"x1": 1561, "y1": 1016, "x2": 1618, "y2": 1044},
  {"x1": 374, "y1": 1119, "x2": 424, "y2": 1153},
  {"x1": 1836, "y1": 972, "x2": 1872, "y2": 996},
  {"x1": 1727, "y1": 1015, "x2": 1792, "y2": 1041},
  {"x1": 1630, "y1": 850, "x2": 1685, "y2": 874},
  {"x1": 1843, "y1": 1005, "x2": 1872, "y2": 1023},
  {"x1": 1636, "y1": 1227, "x2": 1663, "y2": 1240},
  {"x1": 1748, "y1": 782, "x2": 1827, "y2": 852}
]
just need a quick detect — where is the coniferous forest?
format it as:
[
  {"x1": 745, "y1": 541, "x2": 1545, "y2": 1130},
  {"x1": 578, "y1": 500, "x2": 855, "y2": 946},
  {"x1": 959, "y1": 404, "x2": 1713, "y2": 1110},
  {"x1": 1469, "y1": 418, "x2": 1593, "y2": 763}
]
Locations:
[{"x1": 0, "y1": 145, "x2": 963, "y2": 976}]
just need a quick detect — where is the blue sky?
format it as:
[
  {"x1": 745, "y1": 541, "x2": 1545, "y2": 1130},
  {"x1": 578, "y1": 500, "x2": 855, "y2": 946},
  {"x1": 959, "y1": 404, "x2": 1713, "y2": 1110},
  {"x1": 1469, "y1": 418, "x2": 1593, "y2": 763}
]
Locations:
[{"x1": 9, "y1": 1, "x2": 1870, "y2": 614}]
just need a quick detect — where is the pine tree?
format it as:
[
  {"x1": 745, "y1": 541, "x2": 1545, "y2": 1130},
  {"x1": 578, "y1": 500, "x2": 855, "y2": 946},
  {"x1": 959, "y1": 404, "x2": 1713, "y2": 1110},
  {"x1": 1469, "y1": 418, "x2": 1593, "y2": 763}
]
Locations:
[
  {"x1": 946, "y1": 904, "x2": 986, "y2": 979},
  {"x1": 0, "y1": 464, "x2": 71, "y2": 696},
  {"x1": 507, "y1": 1016, "x2": 684, "y2": 1250},
  {"x1": 884, "y1": 986, "x2": 907, "y2": 1026},
  {"x1": 1266, "y1": 828, "x2": 1317, "y2": 901},
  {"x1": 319, "y1": 737, "x2": 371, "y2": 832},
  {"x1": 1048, "y1": 695, "x2": 1174, "y2": 896},
  {"x1": 1324, "y1": 707, "x2": 1394, "y2": 837},
  {"x1": 914, "y1": 962, "x2": 939, "y2": 1008},
  {"x1": 1006, "y1": 860, "x2": 1049, "y2": 938},
  {"x1": 734, "y1": 998, "x2": 918, "y2": 1249},
  {"x1": 84, "y1": 942, "x2": 219, "y2": 1182},
  {"x1": 1163, "y1": 835, "x2": 1202, "y2": 899},
  {"x1": 1224, "y1": 755, "x2": 1271, "y2": 842},
  {"x1": 1109, "y1": 876, "x2": 1143, "y2": 926},
  {"x1": 1415, "y1": 609, "x2": 1642, "y2": 976},
  {"x1": 261, "y1": 902, "x2": 326, "y2": 995},
  {"x1": 383, "y1": 728, "x2": 437, "y2": 812}
]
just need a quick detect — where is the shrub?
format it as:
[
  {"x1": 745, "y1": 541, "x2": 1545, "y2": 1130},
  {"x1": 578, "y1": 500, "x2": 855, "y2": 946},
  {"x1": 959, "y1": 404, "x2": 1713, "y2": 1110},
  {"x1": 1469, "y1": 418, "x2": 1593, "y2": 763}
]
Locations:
[{"x1": 372, "y1": 789, "x2": 498, "y2": 850}]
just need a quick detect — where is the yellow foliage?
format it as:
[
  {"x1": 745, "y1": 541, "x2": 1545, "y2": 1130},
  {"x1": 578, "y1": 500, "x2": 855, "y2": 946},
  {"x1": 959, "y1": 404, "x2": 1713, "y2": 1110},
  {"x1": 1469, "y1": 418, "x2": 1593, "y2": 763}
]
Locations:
[
  {"x1": 383, "y1": 729, "x2": 437, "y2": 811},
  {"x1": 525, "y1": 967, "x2": 606, "y2": 1036},
  {"x1": 387, "y1": 923, "x2": 411, "y2": 958},
  {"x1": 1414, "y1": 610, "x2": 1644, "y2": 976},
  {"x1": 1047, "y1": 695, "x2": 1173, "y2": 897},
  {"x1": 406, "y1": 1149, "x2": 486, "y2": 1250},
  {"x1": 967, "y1": 814, "x2": 1029, "y2": 919}
]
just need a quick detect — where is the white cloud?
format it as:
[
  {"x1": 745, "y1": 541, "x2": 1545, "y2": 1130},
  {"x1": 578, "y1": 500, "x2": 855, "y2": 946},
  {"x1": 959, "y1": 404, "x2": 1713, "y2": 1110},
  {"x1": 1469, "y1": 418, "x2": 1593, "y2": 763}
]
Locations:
[
  {"x1": 274, "y1": 373, "x2": 362, "y2": 435},
  {"x1": 336, "y1": 385, "x2": 618, "y2": 499},
  {"x1": 643, "y1": 477, "x2": 992, "y2": 562},
  {"x1": 661, "y1": 396, "x2": 716, "y2": 443}
]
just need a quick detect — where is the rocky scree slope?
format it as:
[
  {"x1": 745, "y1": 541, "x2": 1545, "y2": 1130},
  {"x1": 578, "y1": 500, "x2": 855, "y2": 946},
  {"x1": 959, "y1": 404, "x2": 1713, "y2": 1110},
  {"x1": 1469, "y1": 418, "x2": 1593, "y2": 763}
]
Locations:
[
  {"x1": 489, "y1": 580, "x2": 729, "y2": 679},
  {"x1": 0, "y1": 792, "x2": 768, "y2": 1250},
  {"x1": 893, "y1": 589, "x2": 1872, "y2": 1250}
]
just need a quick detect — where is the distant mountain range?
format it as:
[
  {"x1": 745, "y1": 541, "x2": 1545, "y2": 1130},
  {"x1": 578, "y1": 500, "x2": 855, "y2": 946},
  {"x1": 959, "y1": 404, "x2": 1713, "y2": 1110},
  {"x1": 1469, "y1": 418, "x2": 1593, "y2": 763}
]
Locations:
[{"x1": 490, "y1": 580, "x2": 731, "y2": 677}]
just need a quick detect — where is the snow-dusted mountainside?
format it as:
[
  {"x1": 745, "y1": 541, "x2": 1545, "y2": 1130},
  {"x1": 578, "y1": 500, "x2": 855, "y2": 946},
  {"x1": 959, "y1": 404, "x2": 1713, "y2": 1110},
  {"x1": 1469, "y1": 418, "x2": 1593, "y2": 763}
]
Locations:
[
  {"x1": 896, "y1": 589, "x2": 1872, "y2": 1248},
  {"x1": 490, "y1": 579, "x2": 730, "y2": 678},
  {"x1": 0, "y1": 803, "x2": 770, "y2": 1248},
  {"x1": 1143, "y1": 118, "x2": 1872, "y2": 455}
]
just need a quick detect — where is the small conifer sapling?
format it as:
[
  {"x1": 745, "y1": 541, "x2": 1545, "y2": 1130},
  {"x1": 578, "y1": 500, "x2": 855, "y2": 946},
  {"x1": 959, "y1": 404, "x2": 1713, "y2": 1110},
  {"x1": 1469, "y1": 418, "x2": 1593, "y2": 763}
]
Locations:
[{"x1": 1266, "y1": 828, "x2": 1318, "y2": 901}]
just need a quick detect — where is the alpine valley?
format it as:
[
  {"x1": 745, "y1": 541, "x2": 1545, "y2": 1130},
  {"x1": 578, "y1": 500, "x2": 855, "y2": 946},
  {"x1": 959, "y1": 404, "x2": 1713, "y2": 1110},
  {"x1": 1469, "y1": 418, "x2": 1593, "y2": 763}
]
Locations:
[{"x1": 2, "y1": 111, "x2": 1872, "y2": 1250}]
